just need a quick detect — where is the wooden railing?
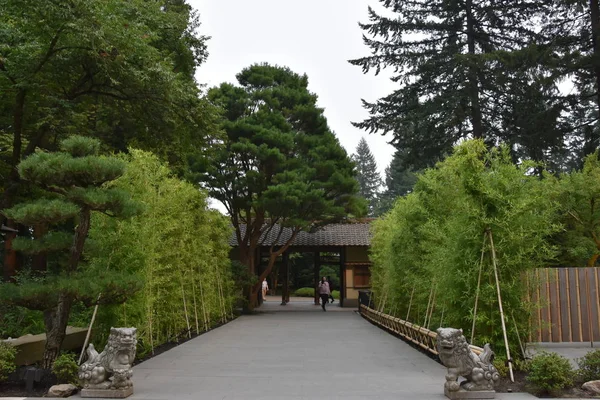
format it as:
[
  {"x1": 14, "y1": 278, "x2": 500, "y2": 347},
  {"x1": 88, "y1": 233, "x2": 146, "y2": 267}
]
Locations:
[{"x1": 359, "y1": 304, "x2": 484, "y2": 356}]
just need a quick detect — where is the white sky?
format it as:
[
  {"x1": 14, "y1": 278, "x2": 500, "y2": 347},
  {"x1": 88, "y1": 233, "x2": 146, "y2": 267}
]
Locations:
[{"x1": 189, "y1": 0, "x2": 396, "y2": 177}]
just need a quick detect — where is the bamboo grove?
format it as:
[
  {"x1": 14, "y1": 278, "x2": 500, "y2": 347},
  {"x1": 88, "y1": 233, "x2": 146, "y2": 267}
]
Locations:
[
  {"x1": 369, "y1": 140, "x2": 600, "y2": 357},
  {"x1": 88, "y1": 150, "x2": 235, "y2": 357}
]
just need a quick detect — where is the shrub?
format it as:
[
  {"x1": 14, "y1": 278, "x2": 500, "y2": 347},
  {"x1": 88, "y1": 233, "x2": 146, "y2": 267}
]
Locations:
[
  {"x1": 0, "y1": 341, "x2": 17, "y2": 382},
  {"x1": 493, "y1": 357, "x2": 509, "y2": 378},
  {"x1": 294, "y1": 287, "x2": 314, "y2": 297},
  {"x1": 294, "y1": 288, "x2": 340, "y2": 298},
  {"x1": 576, "y1": 349, "x2": 600, "y2": 382},
  {"x1": 52, "y1": 352, "x2": 79, "y2": 385},
  {"x1": 526, "y1": 352, "x2": 573, "y2": 395}
]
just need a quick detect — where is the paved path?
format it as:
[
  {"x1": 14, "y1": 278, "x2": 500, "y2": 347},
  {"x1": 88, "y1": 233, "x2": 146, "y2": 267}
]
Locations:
[
  {"x1": 4, "y1": 306, "x2": 587, "y2": 399},
  {"x1": 66, "y1": 307, "x2": 544, "y2": 400}
]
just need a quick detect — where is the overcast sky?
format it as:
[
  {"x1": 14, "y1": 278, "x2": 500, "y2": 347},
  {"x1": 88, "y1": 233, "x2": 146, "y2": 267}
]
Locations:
[{"x1": 189, "y1": 0, "x2": 397, "y2": 177}]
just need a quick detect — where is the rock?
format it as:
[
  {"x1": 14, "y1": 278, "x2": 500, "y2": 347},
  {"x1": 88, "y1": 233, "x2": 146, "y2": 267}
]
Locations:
[
  {"x1": 47, "y1": 383, "x2": 78, "y2": 397},
  {"x1": 582, "y1": 380, "x2": 600, "y2": 395}
]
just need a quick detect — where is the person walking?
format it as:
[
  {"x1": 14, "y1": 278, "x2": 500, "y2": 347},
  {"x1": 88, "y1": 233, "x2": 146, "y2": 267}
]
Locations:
[
  {"x1": 327, "y1": 276, "x2": 335, "y2": 304},
  {"x1": 262, "y1": 278, "x2": 269, "y2": 301},
  {"x1": 318, "y1": 276, "x2": 330, "y2": 311}
]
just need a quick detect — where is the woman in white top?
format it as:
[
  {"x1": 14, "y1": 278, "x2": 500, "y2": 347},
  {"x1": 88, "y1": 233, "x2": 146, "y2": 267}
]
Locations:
[{"x1": 262, "y1": 278, "x2": 269, "y2": 301}]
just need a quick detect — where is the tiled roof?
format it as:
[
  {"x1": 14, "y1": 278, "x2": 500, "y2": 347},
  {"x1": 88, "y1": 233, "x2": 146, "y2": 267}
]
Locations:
[{"x1": 229, "y1": 220, "x2": 373, "y2": 247}]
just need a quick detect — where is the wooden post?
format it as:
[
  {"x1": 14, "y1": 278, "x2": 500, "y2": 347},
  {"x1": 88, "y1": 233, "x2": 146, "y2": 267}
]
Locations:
[
  {"x1": 339, "y1": 247, "x2": 345, "y2": 307},
  {"x1": 314, "y1": 251, "x2": 320, "y2": 305},
  {"x1": 471, "y1": 232, "x2": 487, "y2": 344},
  {"x1": 585, "y1": 268, "x2": 594, "y2": 347},
  {"x1": 281, "y1": 251, "x2": 289, "y2": 305},
  {"x1": 488, "y1": 229, "x2": 514, "y2": 382}
]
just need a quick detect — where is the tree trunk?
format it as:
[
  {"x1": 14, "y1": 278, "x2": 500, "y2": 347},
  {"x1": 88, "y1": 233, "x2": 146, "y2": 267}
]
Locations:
[
  {"x1": 3, "y1": 89, "x2": 27, "y2": 279},
  {"x1": 69, "y1": 208, "x2": 91, "y2": 271},
  {"x1": 466, "y1": 0, "x2": 484, "y2": 139},
  {"x1": 588, "y1": 0, "x2": 600, "y2": 155},
  {"x1": 42, "y1": 293, "x2": 73, "y2": 369}
]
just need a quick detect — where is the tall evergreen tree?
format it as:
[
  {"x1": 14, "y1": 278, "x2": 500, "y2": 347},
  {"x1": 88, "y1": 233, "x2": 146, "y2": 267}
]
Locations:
[
  {"x1": 377, "y1": 148, "x2": 418, "y2": 215},
  {"x1": 541, "y1": 0, "x2": 600, "y2": 160},
  {"x1": 0, "y1": 136, "x2": 140, "y2": 367},
  {"x1": 352, "y1": 137, "x2": 382, "y2": 216},
  {"x1": 349, "y1": 0, "x2": 562, "y2": 169}
]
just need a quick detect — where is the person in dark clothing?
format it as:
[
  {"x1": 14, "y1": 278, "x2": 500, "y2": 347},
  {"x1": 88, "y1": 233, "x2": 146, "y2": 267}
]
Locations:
[
  {"x1": 327, "y1": 276, "x2": 335, "y2": 303},
  {"x1": 318, "y1": 276, "x2": 330, "y2": 311}
]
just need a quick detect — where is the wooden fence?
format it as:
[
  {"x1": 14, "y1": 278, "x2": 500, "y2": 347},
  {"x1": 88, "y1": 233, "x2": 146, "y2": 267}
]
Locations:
[
  {"x1": 359, "y1": 304, "x2": 484, "y2": 356},
  {"x1": 530, "y1": 267, "x2": 600, "y2": 343}
]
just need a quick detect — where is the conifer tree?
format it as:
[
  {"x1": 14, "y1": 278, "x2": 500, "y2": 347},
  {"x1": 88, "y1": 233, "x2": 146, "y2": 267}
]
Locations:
[
  {"x1": 352, "y1": 137, "x2": 382, "y2": 216},
  {"x1": 377, "y1": 148, "x2": 418, "y2": 215},
  {"x1": 190, "y1": 64, "x2": 365, "y2": 310},
  {"x1": 350, "y1": 0, "x2": 562, "y2": 169},
  {"x1": 0, "y1": 136, "x2": 139, "y2": 368}
]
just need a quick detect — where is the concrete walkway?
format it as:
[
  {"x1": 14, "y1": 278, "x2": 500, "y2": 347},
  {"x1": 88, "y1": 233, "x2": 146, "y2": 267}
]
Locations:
[
  {"x1": 7, "y1": 308, "x2": 586, "y2": 399},
  {"x1": 64, "y1": 308, "x2": 546, "y2": 400}
]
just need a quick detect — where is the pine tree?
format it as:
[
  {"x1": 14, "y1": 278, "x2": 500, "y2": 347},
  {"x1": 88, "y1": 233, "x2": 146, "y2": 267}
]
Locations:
[
  {"x1": 189, "y1": 64, "x2": 365, "y2": 310},
  {"x1": 352, "y1": 137, "x2": 382, "y2": 216},
  {"x1": 0, "y1": 136, "x2": 140, "y2": 368},
  {"x1": 350, "y1": 1, "x2": 563, "y2": 169}
]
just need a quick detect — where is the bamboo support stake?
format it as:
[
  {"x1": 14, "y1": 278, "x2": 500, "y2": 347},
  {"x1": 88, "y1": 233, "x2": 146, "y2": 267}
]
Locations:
[
  {"x1": 423, "y1": 284, "x2": 434, "y2": 326},
  {"x1": 576, "y1": 268, "x2": 583, "y2": 342},
  {"x1": 512, "y1": 311, "x2": 526, "y2": 359},
  {"x1": 526, "y1": 273, "x2": 532, "y2": 343},
  {"x1": 426, "y1": 286, "x2": 436, "y2": 329},
  {"x1": 198, "y1": 279, "x2": 209, "y2": 331},
  {"x1": 471, "y1": 233, "x2": 487, "y2": 344},
  {"x1": 406, "y1": 286, "x2": 416, "y2": 321},
  {"x1": 180, "y1": 278, "x2": 192, "y2": 338},
  {"x1": 79, "y1": 294, "x2": 101, "y2": 365},
  {"x1": 191, "y1": 279, "x2": 200, "y2": 334},
  {"x1": 488, "y1": 229, "x2": 514, "y2": 382}
]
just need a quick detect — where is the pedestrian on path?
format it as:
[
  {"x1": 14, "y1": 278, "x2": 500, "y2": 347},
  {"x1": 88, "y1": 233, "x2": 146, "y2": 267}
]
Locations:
[
  {"x1": 318, "y1": 276, "x2": 330, "y2": 311},
  {"x1": 327, "y1": 276, "x2": 335, "y2": 303},
  {"x1": 262, "y1": 278, "x2": 269, "y2": 301}
]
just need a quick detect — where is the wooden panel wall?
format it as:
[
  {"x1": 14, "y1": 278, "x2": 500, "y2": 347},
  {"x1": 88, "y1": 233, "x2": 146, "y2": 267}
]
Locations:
[{"x1": 530, "y1": 268, "x2": 600, "y2": 343}]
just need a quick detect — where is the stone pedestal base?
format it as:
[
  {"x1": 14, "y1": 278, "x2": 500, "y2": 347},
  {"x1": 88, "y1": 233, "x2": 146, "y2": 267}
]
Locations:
[
  {"x1": 81, "y1": 387, "x2": 133, "y2": 398},
  {"x1": 444, "y1": 388, "x2": 495, "y2": 399}
]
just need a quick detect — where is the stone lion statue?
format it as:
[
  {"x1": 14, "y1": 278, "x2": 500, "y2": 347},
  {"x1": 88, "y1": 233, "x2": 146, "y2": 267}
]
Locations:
[
  {"x1": 436, "y1": 327, "x2": 499, "y2": 393},
  {"x1": 79, "y1": 327, "x2": 137, "y2": 390}
]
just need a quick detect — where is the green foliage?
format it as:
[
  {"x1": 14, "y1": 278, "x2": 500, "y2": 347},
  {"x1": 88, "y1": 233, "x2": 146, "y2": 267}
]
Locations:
[
  {"x1": 552, "y1": 153, "x2": 600, "y2": 268},
  {"x1": 89, "y1": 150, "x2": 235, "y2": 356},
  {"x1": 0, "y1": 341, "x2": 17, "y2": 382},
  {"x1": 370, "y1": 140, "x2": 560, "y2": 351},
  {"x1": 576, "y1": 349, "x2": 600, "y2": 383},
  {"x1": 51, "y1": 353, "x2": 79, "y2": 385},
  {"x1": 526, "y1": 352, "x2": 574, "y2": 395},
  {"x1": 0, "y1": 0, "x2": 214, "y2": 179},
  {"x1": 0, "y1": 304, "x2": 45, "y2": 338}
]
